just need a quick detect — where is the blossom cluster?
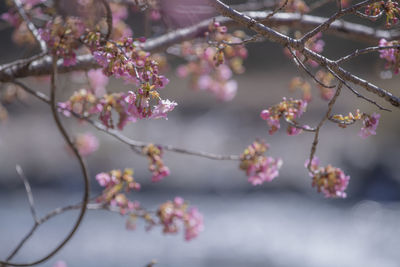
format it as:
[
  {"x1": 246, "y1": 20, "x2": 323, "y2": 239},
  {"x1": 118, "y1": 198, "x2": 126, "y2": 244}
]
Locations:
[
  {"x1": 378, "y1": 38, "x2": 400, "y2": 73},
  {"x1": 305, "y1": 157, "x2": 350, "y2": 198},
  {"x1": 59, "y1": 84, "x2": 177, "y2": 130},
  {"x1": 365, "y1": 0, "x2": 400, "y2": 27},
  {"x1": 176, "y1": 22, "x2": 247, "y2": 101},
  {"x1": 260, "y1": 98, "x2": 307, "y2": 135},
  {"x1": 239, "y1": 140, "x2": 283, "y2": 185},
  {"x1": 142, "y1": 144, "x2": 170, "y2": 182},
  {"x1": 157, "y1": 197, "x2": 204, "y2": 241},
  {"x1": 331, "y1": 110, "x2": 380, "y2": 138},
  {"x1": 95, "y1": 168, "x2": 141, "y2": 214},
  {"x1": 39, "y1": 17, "x2": 86, "y2": 66}
]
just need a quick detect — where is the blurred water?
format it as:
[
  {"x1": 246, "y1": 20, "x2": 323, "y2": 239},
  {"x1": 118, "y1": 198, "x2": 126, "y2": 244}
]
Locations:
[{"x1": 1, "y1": 189, "x2": 400, "y2": 267}]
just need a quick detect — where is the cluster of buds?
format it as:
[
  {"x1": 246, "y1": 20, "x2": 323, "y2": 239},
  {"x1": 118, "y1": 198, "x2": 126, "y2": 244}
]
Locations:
[
  {"x1": 331, "y1": 110, "x2": 380, "y2": 138},
  {"x1": 260, "y1": 98, "x2": 307, "y2": 135},
  {"x1": 176, "y1": 22, "x2": 247, "y2": 101},
  {"x1": 39, "y1": 17, "x2": 86, "y2": 66},
  {"x1": 239, "y1": 140, "x2": 283, "y2": 186},
  {"x1": 58, "y1": 89, "x2": 99, "y2": 117},
  {"x1": 59, "y1": 89, "x2": 177, "y2": 130},
  {"x1": 365, "y1": 0, "x2": 400, "y2": 27},
  {"x1": 95, "y1": 168, "x2": 141, "y2": 214},
  {"x1": 142, "y1": 144, "x2": 170, "y2": 182},
  {"x1": 305, "y1": 157, "x2": 350, "y2": 198},
  {"x1": 157, "y1": 197, "x2": 204, "y2": 241},
  {"x1": 378, "y1": 38, "x2": 400, "y2": 73}
]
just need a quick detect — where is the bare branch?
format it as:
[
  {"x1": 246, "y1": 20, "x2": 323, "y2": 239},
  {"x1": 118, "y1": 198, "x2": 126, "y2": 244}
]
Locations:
[
  {"x1": 336, "y1": 45, "x2": 400, "y2": 64},
  {"x1": 15, "y1": 165, "x2": 39, "y2": 224},
  {"x1": 0, "y1": 11, "x2": 398, "y2": 81},
  {"x1": 300, "y1": 0, "x2": 376, "y2": 43},
  {"x1": 307, "y1": 82, "x2": 342, "y2": 171},
  {"x1": 326, "y1": 66, "x2": 391, "y2": 111},
  {"x1": 287, "y1": 47, "x2": 336, "y2": 89},
  {"x1": 0, "y1": 58, "x2": 90, "y2": 267}
]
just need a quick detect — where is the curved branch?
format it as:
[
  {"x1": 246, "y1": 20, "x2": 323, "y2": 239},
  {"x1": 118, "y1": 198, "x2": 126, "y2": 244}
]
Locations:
[
  {"x1": 11, "y1": 80, "x2": 240, "y2": 161},
  {"x1": 0, "y1": 58, "x2": 90, "y2": 266}
]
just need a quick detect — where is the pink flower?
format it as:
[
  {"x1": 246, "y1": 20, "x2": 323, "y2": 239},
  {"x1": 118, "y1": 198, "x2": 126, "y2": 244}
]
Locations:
[
  {"x1": 304, "y1": 156, "x2": 320, "y2": 172},
  {"x1": 359, "y1": 112, "x2": 380, "y2": 139},
  {"x1": 379, "y1": 39, "x2": 396, "y2": 62},
  {"x1": 88, "y1": 69, "x2": 109, "y2": 97},
  {"x1": 151, "y1": 166, "x2": 170, "y2": 182},
  {"x1": 96, "y1": 172, "x2": 111, "y2": 187},
  {"x1": 184, "y1": 207, "x2": 204, "y2": 241},
  {"x1": 287, "y1": 125, "x2": 302, "y2": 136},
  {"x1": 218, "y1": 80, "x2": 237, "y2": 101},
  {"x1": 150, "y1": 99, "x2": 177, "y2": 119},
  {"x1": 305, "y1": 157, "x2": 350, "y2": 198},
  {"x1": 75, "y1": 133, "x2": 99, "y2": 156},
  {"x1": 247, "y1": 157, "x2": 283, "y2": 185}
]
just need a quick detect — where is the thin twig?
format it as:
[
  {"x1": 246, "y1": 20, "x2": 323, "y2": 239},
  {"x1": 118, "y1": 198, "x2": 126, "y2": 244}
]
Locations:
[
  {"x1": 288, "y1": 46, "x2": 336, "y2": 88},
  {"x1": 335, "y1": 45, "x2": 400, "y2": 64},
  {"x1": 326, "y1": 66, "x2": 391, "y2": 111},
  {"x1": 10, "y1": 80, "x2": 240, "y2": 161},
  {"x1": 307, "y1": 82, "x2": 342, "y2": 171},
  {"x1": 0, "y1": 58, "x2": 90, "y2": 267},
  {"x1": 15, "y1": 165, "x2": 39, "y2": 224},
  {"x1": 264, "y1": 0, "x2": 289, "y2": 21},
  {"x1": 300, "y1": 0, "x2": 376, "y2": 43}
]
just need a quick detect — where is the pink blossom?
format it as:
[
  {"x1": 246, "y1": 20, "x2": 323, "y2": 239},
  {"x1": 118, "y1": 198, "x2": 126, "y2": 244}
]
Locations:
[
  {"x1": 1, "y1": 12, "x2": 20, "y2": 27},
  {"x1": 88, "y1": 69, "x2": 109, "y2": 97},
  {"x1": 305, "y1": 157, "x2": 350, "y2": 198},
  {"x1": 174, "y1": 197, "x2": 184, "y2": 207},
  {"x1": 287, "y1": 125, "x2": 302, "y2": 136},
  {"x1": 304, "y1": 156, "x2": 320, "y2": 172},
  {"x1": 379, "y1": 39, "x2": 396, "y2": 62},
  {"x1": 184, "y1": 207, "x2": 204, "y2": 241},
  {"x1": 150, "y1": 99, "x2": 177, "y2": 119},
  {"x1": 218, "y1": 80, "x2": 237, "y2": 101},
  {"x1": 57, "y1": 102, "x2": 72, "y2": 117},
  {"x1": 151, "y1": 166, "x2": 170, "y2": 182},
  {"x1": 247, "y1": 157, "x2": 283, "y2": 186},
  {"x1": 96, "y1": 172, "x2": 111, "y2": 187},
  {"x1": 75, "y1": 133, "x2": 99, "y2": 156},
  {"x1": 359, "y1": 112, "x2": 380, "y2": 139}
]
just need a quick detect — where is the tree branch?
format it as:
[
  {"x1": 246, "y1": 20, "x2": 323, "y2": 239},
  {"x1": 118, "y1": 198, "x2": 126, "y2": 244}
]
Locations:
[
  {"x1": 11, "y1": 80, "x2": 240, "y2": 161},
  {"x1": 1, "y1": 11, "x2": 398, "y2": 82},
  {"x1": 307, "y1": 82, "x2": 342, "y2": 171},
  {"x1": 0, "y1": 58, "x2": 90, "y2": 266}
]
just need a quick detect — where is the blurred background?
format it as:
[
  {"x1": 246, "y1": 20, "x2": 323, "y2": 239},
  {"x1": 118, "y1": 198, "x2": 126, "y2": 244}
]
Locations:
[{"x1": 1, "y1": 1, "x2": 400, "y2": 266}]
